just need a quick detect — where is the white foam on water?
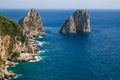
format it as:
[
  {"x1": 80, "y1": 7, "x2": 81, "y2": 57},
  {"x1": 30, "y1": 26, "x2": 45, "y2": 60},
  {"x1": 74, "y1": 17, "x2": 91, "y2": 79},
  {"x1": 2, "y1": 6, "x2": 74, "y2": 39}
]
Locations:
[
  {"x1": 8, "y1": 74, "x2": 23, "y2": 80},
  {"x1": 6, "y1": 62, "x2": 19, "y2": 68},
  {"x1": 39, "y1": 50, "x2": 47, "y2": 53},
  {"x1": 39, "y1": 36, "x2": 43, "y2": 38},
  {"x1": 6, "y1": 66, "x2": 9, "y2": 68},
  {"x1": 33, "y1": 35, "x2": 44, "y2": 40},
  {"x1": 45, "y1": 33, "x2": 49, "y2": 36},
  {"x1": 12, "y1": 62, "x2": 19, "y2": 67},
  {"x1": 38, "y1": 42, "x2": 44, "y2": 46},
  {"x1": 38, "y1": 41, "x2": 49, "y2": 46},
  {"x1": 35, "y1": 56, "x2": 42, "y2": 61},
  {"x1": 29, "y1": 56, "x2": 42, "y2": 62}
]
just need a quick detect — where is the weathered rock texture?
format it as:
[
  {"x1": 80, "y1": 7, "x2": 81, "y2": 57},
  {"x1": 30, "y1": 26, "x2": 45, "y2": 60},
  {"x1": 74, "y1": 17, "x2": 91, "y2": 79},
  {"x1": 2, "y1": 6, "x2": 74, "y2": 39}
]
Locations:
[
  {"x1": 19, "y1": 9, "x2": 45, "y2": 38},
  {"x1": 0, "y1": 9, "x2": 43, "y2": 79},
  {"x1": 60, "y1": 10, "x2": 91, "y2": 34}
]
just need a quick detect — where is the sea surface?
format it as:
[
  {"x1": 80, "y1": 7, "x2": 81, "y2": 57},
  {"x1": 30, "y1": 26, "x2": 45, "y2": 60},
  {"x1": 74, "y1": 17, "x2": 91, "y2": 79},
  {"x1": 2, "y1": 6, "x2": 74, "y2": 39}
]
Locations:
[{"x1": 0, "y1": 9, "x2": 120, "y2": 80}]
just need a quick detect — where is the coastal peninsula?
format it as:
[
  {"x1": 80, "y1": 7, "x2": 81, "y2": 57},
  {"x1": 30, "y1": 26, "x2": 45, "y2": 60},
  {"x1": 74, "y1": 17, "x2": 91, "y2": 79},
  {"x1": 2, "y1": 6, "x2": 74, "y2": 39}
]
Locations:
[{"x1": 0, "y1": 9, "x2": 45, "y2": 80}]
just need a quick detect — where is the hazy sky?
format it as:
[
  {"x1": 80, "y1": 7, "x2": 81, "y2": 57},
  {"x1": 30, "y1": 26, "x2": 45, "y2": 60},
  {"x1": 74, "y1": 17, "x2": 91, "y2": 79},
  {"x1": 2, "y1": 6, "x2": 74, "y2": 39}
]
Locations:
[{"x1": 0, "y1": 0, "x2": 120, "y2": 9}]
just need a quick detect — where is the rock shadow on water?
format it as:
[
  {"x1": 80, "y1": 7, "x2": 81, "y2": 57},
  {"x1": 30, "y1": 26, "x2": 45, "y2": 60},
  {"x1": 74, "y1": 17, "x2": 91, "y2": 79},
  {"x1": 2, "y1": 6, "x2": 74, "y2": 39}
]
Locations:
[{"x1": 59, "y1": 32, "x2": 91, "y2": 41}]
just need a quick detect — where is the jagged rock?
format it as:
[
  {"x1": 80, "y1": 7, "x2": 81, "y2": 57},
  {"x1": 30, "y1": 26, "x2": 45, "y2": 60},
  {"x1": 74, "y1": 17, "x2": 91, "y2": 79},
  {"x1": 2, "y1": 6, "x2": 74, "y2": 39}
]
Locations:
[
  {"x1": 60, "y1": 10, "x2": 91, "y2": 34},
  {"x1": 0, "y1": 72, "x2": 4, "y2": 80},
  {"x1": 0, "y1": 65, "x2": 16, "y2": 79},
  {"x1": 19, "y1": 9, "x2": 45, "y2": 38},
  {"x1": 6, "y1": 62, "x2": 14, "y2": 67},
  {"x1": 0, "y1": 13, "x2": 40, "y2": 79}
]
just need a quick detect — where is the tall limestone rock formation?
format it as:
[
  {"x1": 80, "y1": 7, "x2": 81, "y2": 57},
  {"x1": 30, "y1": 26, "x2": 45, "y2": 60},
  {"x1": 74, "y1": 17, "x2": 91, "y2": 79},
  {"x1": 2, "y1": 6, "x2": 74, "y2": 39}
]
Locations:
[
  {"x1": 60, "y1": 10, "x2": 91, "y2": 34},
  {"x1": 0, "y1": 14, "x2": 32, "y2": 79},
  {"x1": 0, "y1": 10, "x2": 42, "y2": 79},
  {"x1": 19, "y1": 9, "x2": 45, "y2": 38}
]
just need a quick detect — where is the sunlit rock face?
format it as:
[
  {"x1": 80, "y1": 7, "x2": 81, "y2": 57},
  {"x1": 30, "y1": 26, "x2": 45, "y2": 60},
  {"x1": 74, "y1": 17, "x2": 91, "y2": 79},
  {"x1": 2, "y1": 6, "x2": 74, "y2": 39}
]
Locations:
[
  {"x1": 60, "y1": 10, "x2": 91, "y2": 34},
  {"x1": 19, "y1": 9, "x2": 45, "y2": 38}
]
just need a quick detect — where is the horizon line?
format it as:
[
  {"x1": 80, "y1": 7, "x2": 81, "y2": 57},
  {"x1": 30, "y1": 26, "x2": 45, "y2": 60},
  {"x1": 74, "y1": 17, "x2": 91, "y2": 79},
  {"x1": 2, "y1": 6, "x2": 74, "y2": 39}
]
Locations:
[{"x1": 0, "y1": 8, "x2": 120, "y2": 10}]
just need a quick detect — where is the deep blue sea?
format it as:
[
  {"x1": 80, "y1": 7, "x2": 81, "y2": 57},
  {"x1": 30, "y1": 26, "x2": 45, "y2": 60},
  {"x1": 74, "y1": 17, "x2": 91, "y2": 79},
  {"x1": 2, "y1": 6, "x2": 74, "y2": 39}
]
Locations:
[{"x1": 0, "y1": 9, "x2": 120, "y2": 80}]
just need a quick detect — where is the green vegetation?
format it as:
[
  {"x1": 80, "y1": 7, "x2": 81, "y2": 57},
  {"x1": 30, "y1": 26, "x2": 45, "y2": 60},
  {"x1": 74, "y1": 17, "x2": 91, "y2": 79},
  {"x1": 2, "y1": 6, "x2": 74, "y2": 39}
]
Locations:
[
  {"x1": 0, "y1": 14, "x2": 28, "y2": 42},
  {"x1": 0, "y1": 14, "x2": 21, "y2": 36},
  {"x1": 2, "y1": 59, "x2": 6, "y2": 65},
  {"x1": 17, "y1": 33, "x2": 28, "y2": 42},
  {"x1": 13, "y1": 50, "x2": 20, "y2": 57},
  {"x1": 0, "y1": 14, "x2": 29, "y2": 61},
  {"x1": 0, "y1": 56, "x2": 6, "y2": 65}
]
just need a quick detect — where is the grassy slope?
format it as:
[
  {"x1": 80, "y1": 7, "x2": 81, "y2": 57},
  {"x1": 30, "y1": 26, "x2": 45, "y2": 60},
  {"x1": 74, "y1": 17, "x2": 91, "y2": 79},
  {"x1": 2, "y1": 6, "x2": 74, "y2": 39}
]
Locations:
[{"x1": 0, "y1": 14, "x2": 27, "y2": 42}]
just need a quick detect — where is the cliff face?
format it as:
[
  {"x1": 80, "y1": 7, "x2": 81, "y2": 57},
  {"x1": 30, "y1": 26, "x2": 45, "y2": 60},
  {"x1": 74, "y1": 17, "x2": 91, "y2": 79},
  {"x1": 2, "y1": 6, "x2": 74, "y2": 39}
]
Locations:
[
  {"x1": 60, "y1": 10, "x2": 91, "y2": 34},
  {"x1": 19, "y1": 9, "x2": 45, "y2": 38},
  {"x1": 0, "y1": 9, "x2": 45, "y2": 79},
  {"x1": 0, "y1": 13, "x2": 37, "y2": 79}
]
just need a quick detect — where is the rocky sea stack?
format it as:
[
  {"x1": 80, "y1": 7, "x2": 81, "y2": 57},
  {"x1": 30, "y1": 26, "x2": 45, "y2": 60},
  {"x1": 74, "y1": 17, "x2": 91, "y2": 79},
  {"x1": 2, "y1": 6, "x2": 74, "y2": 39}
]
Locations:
[
  {"x1": 60, "y1": 10, "x2": 91, "y2": 34},
  {"x1": 0, "y1": 9, "x2": 45, "y2": 79},
  {"x1": 19, "y1": 9, "x2": 45, "y2": 38}
]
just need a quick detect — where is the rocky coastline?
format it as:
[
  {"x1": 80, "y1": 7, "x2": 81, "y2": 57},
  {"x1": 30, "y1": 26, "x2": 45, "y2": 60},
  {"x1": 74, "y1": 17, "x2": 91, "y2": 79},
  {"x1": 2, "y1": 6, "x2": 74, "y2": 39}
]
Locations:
[
  {"x1": 0, "y1": 9, "x2": 90, "y2": 80},
  {"x1": 0, "y1": 9, "x2": 45, "y2": 80}
]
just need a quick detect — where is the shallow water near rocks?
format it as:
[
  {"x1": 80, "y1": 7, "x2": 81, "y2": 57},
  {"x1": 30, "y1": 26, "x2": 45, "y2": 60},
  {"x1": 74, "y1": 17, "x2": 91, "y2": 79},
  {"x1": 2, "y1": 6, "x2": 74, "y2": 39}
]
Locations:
[{"x1": 0, "y1": 9, "x2": 120, "y2": 80}]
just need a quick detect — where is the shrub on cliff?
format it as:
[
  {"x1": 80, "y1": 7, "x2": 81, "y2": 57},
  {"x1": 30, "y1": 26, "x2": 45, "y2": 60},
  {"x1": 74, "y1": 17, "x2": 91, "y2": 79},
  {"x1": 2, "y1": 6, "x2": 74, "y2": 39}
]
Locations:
[
  {"x1": 0, "y1": 14, "x2": 20, "y2": 36},
  {"x1": 2, "y1": 59, "x2": 6, "y2": 65},
  {"x1": 0, "y1": 56, "x2": 6, "y2": 65},
  {"x1": 0, "y1": 14, "x2": 28, "y2": 43},
  {"x1": 13, "y1": 50, "x2": 20, "y2": 57}
]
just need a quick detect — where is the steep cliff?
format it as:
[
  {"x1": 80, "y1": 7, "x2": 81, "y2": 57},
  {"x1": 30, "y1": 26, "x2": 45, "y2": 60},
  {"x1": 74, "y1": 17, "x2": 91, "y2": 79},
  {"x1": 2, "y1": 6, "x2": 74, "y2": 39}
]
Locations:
[
  {"x1": 0, "y1": 14, "x2": 37, "y2": 79},
  {"x1": 18, "y1": 9, "x2": 45, "y2": 38},
  {"x1": 0, "y1": 9, "x2": 45, "y2": 79},
  {"x1": 60, "y1": 10, "x2": 91, "y2": 34}
]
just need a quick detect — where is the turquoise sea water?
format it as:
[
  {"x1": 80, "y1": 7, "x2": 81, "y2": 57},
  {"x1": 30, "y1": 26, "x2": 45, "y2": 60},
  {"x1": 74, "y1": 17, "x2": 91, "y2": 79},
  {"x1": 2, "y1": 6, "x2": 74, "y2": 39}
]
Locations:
[{"x1": 0, "y1": 9, "x2": 120, "y2": 80}]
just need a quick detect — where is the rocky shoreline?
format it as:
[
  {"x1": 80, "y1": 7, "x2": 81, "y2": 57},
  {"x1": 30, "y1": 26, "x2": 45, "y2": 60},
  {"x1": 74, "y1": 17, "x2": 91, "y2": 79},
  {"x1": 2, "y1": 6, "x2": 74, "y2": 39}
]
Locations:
[
  {"x1": 0, "y1": 9, "x2": 45, "y2": 80},
  {"x1": 0, "y1": 36, "x2": 43, "y2": 80},
  {"x1": 9, "y1": 40, "x2": 40, "y2": 62},
  {"x1": 0, "y1": 9, "x2": 90, "y2": 80}
]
